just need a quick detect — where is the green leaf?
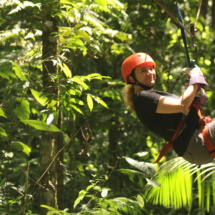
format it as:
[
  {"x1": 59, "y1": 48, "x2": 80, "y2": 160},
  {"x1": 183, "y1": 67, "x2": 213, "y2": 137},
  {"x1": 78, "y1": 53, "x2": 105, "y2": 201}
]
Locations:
[
  {"x1": 0, "y1": 71, "x2": 17, "y2": 79},
  {"x1": 71, "y1": 76, "x2": 89, "y2": 90},
  {"x1": 94, "y1": 0, "x2": 108, "y2": 7},
  {"x1": 74, "y1": 190, "x2": 88, "y2": 209},
  {"x1": 86, "y1": 73, "x2": 110, "y2": 80},
  {"x1": 14, "y1": 98, "x2": 30, "y2": 120},
  {"x1": 58, "y1": 62, "x2": 72, "y2": 78},
  {"x1": 115, "y1": 31, "x2": 131, "y2": 42},
  {"x1": 21, "y1": 120, "x2": 61, "y2": 132},
  {"x1": 30, "y1": 89, "x2": 48, "y2": 106},
  {"x1": 0, "y1": 127, "x2": 7, "y2": 138},
  {"x1": 11, "y1": 141, "x2": 31, "y2": 156},
  {"x1": 70, "y1": 104, "x2": 84, "y2": 115},
  {"x1": 70, "y1": 98, "x2": 84, "y2": 105},
  {"x1": 118, "y1": 168, "x2": 142, "y2": 182},
  {"x1": 146, "y1": 178, "x2": 161, "y2": 187},
  {"x1": 75, "y1": 30, "x2": 90, "y2": 42},
  {"x1": 12, "y1": 62, "x2": 26, "y2": 81},
  {"x1": 136, "y1": 194, "x2": 145, "y2": 208},
  {"x1": 145, "y1": 158, "x2": 193, "y2": 210},
  {"x1": 40, "y1": 205, "x2": 59, "y2": 214},
  {"x1": 93, "y1": 96, "x2": 108, "y2": 109},
  {"x1": 87, "y1": 94, "x2": 93, "y2": 111},
  {"x1": 0, "y1": 108, "x2": 7, "y2": 118},
  {"x1": 123, "y1": 156, "x2": 155, "y2": 177}
]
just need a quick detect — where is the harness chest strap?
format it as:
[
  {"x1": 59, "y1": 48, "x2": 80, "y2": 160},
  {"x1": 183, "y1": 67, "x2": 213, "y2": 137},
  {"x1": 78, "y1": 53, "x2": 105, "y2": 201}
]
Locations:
[{"x1": 154, "y1": 102, "x2": 215, "y2": 163}]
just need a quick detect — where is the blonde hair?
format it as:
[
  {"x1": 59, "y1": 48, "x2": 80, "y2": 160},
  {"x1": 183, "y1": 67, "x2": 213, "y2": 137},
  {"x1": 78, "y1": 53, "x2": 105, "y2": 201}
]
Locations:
[{"x1": 122, "y1": 85, "x2": 136, "y2": 112}]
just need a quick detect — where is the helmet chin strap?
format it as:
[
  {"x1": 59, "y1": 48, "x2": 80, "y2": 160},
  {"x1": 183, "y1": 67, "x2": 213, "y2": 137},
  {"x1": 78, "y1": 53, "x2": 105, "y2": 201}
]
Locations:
[
  {"x1": 128, "y1": 82, "x2": 153, "y2": 90},
  {"x1": 128, "y1": 72, "x2": 154, "y2": 90}
]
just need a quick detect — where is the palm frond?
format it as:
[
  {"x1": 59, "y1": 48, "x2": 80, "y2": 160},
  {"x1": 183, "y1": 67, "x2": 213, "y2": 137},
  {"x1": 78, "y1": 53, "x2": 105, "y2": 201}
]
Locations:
[
  {"x1": 144, "y1": 157, "x2": 215, "y2": 213},
  {"x1": 145, "y1": 157, "x2": 193, "y2": 210}
]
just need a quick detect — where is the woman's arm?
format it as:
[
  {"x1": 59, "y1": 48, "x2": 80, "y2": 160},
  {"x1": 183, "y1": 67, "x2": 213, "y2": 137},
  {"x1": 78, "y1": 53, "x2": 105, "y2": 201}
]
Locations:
[{"x1": 156, "y1": 84, "x2": 200, "y2": 114}]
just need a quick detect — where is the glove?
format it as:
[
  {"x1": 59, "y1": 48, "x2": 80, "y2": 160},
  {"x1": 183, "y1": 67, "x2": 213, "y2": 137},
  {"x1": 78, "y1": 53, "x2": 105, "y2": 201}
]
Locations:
[
  {"x1": 195, "y1": 88, "x2": 208, "y2": 105},
  {"x1": 183, "y1": 66, "x2": 209, "y2": 90}
]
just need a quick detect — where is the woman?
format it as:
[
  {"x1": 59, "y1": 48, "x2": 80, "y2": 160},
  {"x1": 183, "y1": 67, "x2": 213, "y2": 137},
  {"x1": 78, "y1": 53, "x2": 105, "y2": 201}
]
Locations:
[{"x1": 121, "y1": 52, "x2": 215, "y2": 165}]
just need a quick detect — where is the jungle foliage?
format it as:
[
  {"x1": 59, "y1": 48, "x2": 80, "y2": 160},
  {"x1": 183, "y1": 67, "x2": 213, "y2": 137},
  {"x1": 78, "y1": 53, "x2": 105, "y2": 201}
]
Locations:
[{"x1": 1, "y1": 0, "x2": 215, "y2": 214}]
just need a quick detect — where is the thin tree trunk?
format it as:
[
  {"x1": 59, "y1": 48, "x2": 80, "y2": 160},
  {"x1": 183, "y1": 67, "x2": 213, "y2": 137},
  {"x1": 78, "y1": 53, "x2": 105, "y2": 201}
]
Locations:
[
  {"x1": 69, "y1": 138, "x2": 76, "y2": 212},
  {"x1": 56, "y1": 111, "x2": 64, "y2": 210},
  {"x1": 108, "y1": 115, "x2": 120, "y2": 191},
  {"x1": 201, "y1": 0, "x2": 209, "y2": 20},
  {"x1": 40, "y1": 0, "x2": 63, "y2": 214},
  {"x1": 212, "y1": 0, "x2": 215, "y2": 28}
]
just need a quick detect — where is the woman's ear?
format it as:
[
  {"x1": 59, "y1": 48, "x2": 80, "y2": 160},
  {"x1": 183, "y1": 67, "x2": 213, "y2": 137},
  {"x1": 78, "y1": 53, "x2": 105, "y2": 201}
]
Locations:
[{"x1": 128, "y1": 75, "x2": 135, "y2": 83}]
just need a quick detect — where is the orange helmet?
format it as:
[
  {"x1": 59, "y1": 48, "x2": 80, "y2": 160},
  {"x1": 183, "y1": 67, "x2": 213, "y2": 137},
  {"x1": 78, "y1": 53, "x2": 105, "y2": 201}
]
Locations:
[{"x1": 121, "y1": 53, "x2": 156, "y2": 83}]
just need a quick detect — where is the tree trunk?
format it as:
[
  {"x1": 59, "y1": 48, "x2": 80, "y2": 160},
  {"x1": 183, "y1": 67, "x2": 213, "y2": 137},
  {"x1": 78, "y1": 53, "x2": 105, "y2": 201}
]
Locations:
[
  {"x1": 69, "y1": 139, "x2": 76, "y2": 212},
  {"x1": 200, "y1": 0, "x2": 209, "y2": 20},
  {"x1": 212, "y1": 0, "x2": 215, "y2": 28},
  {"x1": 108, "y1": 115, "x2": 120, "y2": 191},
  {"x1": 40, "y1": 0, "x2": 64, "y2": 214}
]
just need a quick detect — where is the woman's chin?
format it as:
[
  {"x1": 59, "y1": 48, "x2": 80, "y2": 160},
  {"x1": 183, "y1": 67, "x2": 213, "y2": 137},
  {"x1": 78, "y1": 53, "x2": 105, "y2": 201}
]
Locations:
[{"x1": 148, "y1": 81, "x2": 155, "y2": 86}]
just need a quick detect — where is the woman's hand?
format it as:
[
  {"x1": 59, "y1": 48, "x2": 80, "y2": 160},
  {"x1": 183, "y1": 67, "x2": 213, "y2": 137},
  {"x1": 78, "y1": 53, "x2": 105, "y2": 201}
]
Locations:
[{"x1": 183, "y1": 67, "x2": 209, "y2": 90}]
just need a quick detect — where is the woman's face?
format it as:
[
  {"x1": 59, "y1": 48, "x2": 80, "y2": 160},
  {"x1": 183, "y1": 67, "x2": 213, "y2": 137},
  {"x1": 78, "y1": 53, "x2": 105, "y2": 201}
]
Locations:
[{"x1": 133, "y1": 65, "x2": 156, "y2": 87}]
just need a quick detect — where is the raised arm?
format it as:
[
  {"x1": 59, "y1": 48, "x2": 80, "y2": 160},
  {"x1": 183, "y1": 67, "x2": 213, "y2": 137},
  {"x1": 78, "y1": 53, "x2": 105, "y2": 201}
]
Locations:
[
  {"x1": 156, "y1": 66, "x2": 209, "y2": 114},
  {"x1": 156, "y1": 84, "x2": 199, "y2": 114}
]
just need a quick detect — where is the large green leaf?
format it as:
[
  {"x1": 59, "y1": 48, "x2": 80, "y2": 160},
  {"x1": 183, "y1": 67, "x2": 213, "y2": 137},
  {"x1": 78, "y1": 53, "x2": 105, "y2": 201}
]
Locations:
[
  {"x1": 11, "y1": 62, "x2": 26, "y2": 81},
  {"x1": 21, "y1": 120, "x2": 61, "y2": 132},
  {"x1": 73, "y1": 190, "x2": 88, "y2": 209},
  {"x1": 0, "y1": 127, "x2": 7, "y2": 138},
  {"x1": 91, "y1": 95, "x2": 109, "y2": 109},
  {"x1": 0, "y1": 71, "x2": 17, "y2": 79},
  {"x1": 87, "y1": 94, "x2": 94, "y2": 111},
  {"x1": 58, "y1": 62, "x2": 72, "y2": 78},
  {"x1": 145, "y1": 158, "x2": 193, "y2": 210},
  {"x1": 70, "y1": 76, "x2": 89, "y2": 90},
  {"x1": 14, "y1": 98, "x2": 30, "y2": 120},
  {"x1": 0, "y1": 108, "x2": 7, "y2": 118},
  {"x1": 30, "y1": 89, "x2": 48, "y2": 106},
  {"x1": 123, "y1": 156, "x2": 155, "y2": 177},
  {"x1": 11, "y1": 141, "x2": 31, "y2": 156},
  {"x1": 94, "y1": 0, "x2": 108, "y2": 7},
  {"x1": 118, "y1": 168, "x2": 143, "y2": 182}
]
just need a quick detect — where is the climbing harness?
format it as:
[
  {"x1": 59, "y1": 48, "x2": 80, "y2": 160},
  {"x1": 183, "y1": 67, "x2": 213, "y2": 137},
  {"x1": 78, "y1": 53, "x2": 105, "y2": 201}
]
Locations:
[{"x1": 155, "y1": 102, "x2": 215, "y2": 163}]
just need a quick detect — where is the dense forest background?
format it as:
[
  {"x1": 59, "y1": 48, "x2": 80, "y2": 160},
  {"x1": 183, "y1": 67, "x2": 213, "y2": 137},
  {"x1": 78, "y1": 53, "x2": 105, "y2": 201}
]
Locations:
[{"x1": 1, "y1": 0, "x2": 215, "y2": 214}]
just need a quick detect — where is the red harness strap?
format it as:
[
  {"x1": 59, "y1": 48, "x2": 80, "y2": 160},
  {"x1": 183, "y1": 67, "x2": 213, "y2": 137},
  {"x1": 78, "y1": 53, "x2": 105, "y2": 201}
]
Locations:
[
  {"x1": 154, "y1": 115, "x2": 187, "y2": 163},
  {"x1": 192, "y1": 102, "x2": 215, "y2": 158},
  {"x1": 154, "y1": 102, "x2": 215, "y2": 163}
]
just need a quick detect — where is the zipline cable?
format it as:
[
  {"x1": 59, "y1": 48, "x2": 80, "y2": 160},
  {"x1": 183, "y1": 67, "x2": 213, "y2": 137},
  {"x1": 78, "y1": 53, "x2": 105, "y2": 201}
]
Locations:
[
  {"x1": 176, "y1": 0, "x2": 193, "y2": 67},
  {"x1": 151, "y1": 0, "x2": 191, "y2": 36},
  {"x1": 152, "y1": 0, "x2": 203, "y2": 67}
]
